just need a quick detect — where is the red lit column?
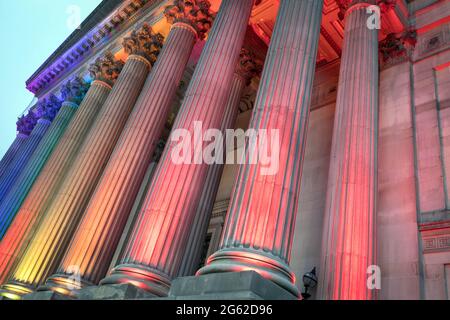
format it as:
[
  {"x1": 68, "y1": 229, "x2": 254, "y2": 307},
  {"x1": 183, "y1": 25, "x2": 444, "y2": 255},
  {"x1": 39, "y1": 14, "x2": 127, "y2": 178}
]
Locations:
[
  {"x1": 0, "y1": 53, "x2": 121, "y2": 285},
  {"x1": 0, "y1": 26, "x2": 163, "y2": 299},
  {"x1": 44, "y1": 0, "x2": 214, "y2": 294},
  {"x1": 178, "y1": 49, "x2": 260, "y2": 277},
  {"x1": 197, "y1": 0, "x2": 324, "y2": 298},
  {"x1": 318, "y1": 0, "x2": 379, "y2": 300},
  {"x1": 101, "y1": 0, "x2": 257, "y2": 297}
]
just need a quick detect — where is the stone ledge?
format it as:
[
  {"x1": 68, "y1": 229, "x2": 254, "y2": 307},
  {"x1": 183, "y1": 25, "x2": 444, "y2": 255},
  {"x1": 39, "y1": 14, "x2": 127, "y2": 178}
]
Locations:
[
  {"x1": 76, "y1": 283, "x2": 157, "y2": 300},
  {"x1": 168, "y1": 271, "x2": 298, "y2": 300}
]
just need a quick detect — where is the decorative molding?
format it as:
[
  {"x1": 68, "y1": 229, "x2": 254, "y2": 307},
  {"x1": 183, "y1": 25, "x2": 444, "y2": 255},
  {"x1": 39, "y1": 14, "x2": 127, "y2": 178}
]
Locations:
[
  {"x1": 60, "y1": 77, "x2": 91, "y2": 105},
  {"x1": 122, "y1": 23, "x2": 164, "y2": 66},
  {"x1": 88, "y1": 52, "x2": 124, "y2": 86},
  {"x1": 164, "y1": 0, "x2": 214, "y2": 40}
]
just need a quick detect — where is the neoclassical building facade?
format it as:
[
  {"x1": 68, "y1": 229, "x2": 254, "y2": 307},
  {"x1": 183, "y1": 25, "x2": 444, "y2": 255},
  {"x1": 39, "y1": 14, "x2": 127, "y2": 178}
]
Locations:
[{"x1": 0, "y1": 0, "x2": 449, "y2": 300}]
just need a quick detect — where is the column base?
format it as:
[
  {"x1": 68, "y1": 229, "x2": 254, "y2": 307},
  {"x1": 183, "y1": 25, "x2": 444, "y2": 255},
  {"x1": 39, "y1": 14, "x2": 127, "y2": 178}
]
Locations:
[
  {"x1": 76, "y1": 284, "x2": 158, "y2": 300},
  {"x1": 0, "y1": 281, "x2": 34, "y2": 300},
  {"x1": 100, "y1": 264, "x2": 171, "y2": 297},
  {"x1": 169, "y1": 271, "x2": 298, "y2": 300},
  {"x1": 42, "y1": 274, "x2": 94, "y2": 297},
  {"x1": 197, "y1": 249, "x2": 300, "y2": 298}
]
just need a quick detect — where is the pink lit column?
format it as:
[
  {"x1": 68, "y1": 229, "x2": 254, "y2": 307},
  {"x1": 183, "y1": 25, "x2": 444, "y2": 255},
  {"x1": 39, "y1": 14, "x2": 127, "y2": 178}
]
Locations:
[
  {"x1": 197, "y1": 0, "x2": 324, "y2": 298},
  {"x1": 44, "y1": 1, "x2": 214, "y2": 294},
  {"x1": 178, "y1": 49, "x2": 260, "y2": 277},
  {"x1": 318, "y1": 0, "x2": 379, "y2": 300},
  {"x1": 101, "y1": 0, "x2": 257, "y2": 297}
]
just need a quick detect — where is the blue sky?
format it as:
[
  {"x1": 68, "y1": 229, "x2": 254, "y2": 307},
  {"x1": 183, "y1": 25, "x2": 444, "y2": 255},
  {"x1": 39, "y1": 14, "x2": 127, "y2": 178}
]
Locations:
[{"x1": 0, "y1": 0, "x2": 102, "y2": 157}]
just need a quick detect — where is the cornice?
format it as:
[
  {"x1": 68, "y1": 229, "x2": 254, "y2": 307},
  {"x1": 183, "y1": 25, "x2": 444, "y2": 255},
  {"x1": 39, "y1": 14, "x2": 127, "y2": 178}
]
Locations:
[{"x1": 26, "y1": 0, "x2": 164, "y2": 96}]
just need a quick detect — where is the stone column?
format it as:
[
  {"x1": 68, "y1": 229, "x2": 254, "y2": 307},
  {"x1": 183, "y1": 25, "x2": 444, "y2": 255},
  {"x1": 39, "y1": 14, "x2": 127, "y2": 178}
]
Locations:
[
  {"x1": 178, "y1": 49, "x2": 260, "y2": 277},
  {"x1": 0, "y1": 96, "x2": 61, "y2": 202},
  {"x1": 101, "y1": 0, "x2": 257, "y2": 297},
  {"x1": 318, "y1": 0, "x2": 379, "y2": 300},
  {"x1": 196, "y1": 0, "x2": 324, "y2": 298},
  {"x1": 0, "y1": 53, "x2": 122, "y2": 285},
  {"x1": 0, "y1": 26, "x2": 163, "y2": 299},
  {"x1": 0, "y1": 133, "x2": 28, "y2": 180},
  {"x1": 44, "y1": 0, "x2": 214, "y2": 294},
  {"x1": 0, "y1": 78, "x2": 90, "y2": 239}
]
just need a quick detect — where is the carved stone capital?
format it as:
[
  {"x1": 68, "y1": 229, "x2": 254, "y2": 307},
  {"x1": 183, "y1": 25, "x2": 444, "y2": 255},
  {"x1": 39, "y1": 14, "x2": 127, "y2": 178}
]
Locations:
[
  {"x1": 235, "y1": 48, "x2": 262, "y2": 85},
  {"x1": 379, "y1": 29, "x2": 417, "y2": 64},
  {"x1": 89, "y1": 52, "x2": 124, "y2": 86},
  {"x1": 122, "y1": 23, "x2": 164, "y2": 66},
  {"x1": 33, "y1": 94, "x2": 63, "y2": 122},
  {"x1": 164, "y1": 0, "x2": 214, "y2": 40},
  {"x1": 16, "y1": 111, "x2": 38, "y2": 136},
  {"x1": 60, "y1": 77, "x2": 90, "y2": 105},
  {"x1": 336, "y1": 0, "x2": 395, "y2": 20}
]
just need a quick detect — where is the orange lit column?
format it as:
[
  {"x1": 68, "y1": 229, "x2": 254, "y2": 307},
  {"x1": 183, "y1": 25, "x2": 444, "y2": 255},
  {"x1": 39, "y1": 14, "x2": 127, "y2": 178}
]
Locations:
[
  {"x1": 0, "y1": 97, "x2": 61, "y2": 201},
  {"x1": 0, "y1": 53, "x2": 121, "y2": 285},
  {"x1": 178, "y1": 49, "x2": 260, "y2": 277},
  {"x1": 0, "y1": 26, "x2": 163, "y2": 299},
  {"x1": 44, "y1": 1, "x2": 214, "y2": 294},
  {"x1": 197, "y1": 0, "x2": 324, "y2": 298},
  {"x1": 0, "y1": 78, "x2": 90, "y2": 239},
  {"x1": 101, "y1": 0, "x2": 257, "y2": 297},
  {"x1": 318, "y1": 0, "x2": 379, "y2": 300}
]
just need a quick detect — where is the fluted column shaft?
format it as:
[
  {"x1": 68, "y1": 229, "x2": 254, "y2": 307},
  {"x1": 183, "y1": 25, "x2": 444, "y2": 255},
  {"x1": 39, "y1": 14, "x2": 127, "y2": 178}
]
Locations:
[
  {"x1": 0, "y1": 134, "x2": 28, "y2": 179},
  {"x1": 45, "y1": 25, "x2": 199, "y2": 293},
  {"x1": 0, "y1": 81, "x2": 111, "y2": 285},
  {"x1": 178, "y1": 72, "x2": 245, "y2": 277},
  {"x1": 318, "y1": 2, "x2": 379, "y2": 300},
  {"x1": 197, "y1": 0, "x2": 324, "y2": 298},
  {"x1": 0, "y1": 56, "x2": 151, "y2": 299},
  {"x1": 0, "y1": 101, "x2": 79, "y2": 238},
  {"x1": 0, "y1": 119, "x2": 51, "y2": 201},
  {"x1": 101, "y1": 0, "x2": 256, "y2": 297}
]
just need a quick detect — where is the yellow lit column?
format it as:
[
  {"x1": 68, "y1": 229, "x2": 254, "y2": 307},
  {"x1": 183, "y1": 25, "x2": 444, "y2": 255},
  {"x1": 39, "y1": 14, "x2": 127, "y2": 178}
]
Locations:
[{"x1": 0, "y1": 25, "x2": 163, "y2": 299}]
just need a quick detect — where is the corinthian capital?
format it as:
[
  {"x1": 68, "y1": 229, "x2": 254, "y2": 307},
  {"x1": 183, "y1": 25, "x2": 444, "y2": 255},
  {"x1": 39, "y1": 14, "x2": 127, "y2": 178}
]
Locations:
[
  {"x1": 380, "y1": 29, "x2": 417, "y2": 64},
  {"x1": 164, "y1": 0, "x2": 214, "y2": 40},
  {"x1": 122, "y1": 23, "x2": 164, "y2": 66},
  {"x1": 16, "y1": 111, "x2": 38, "y2": 136},
  {"x1": 336, "y1": 0, "x2": 396, "y2": 20},
  {"x1": 236, "y1": 49, "x2": 262, "y2": 85},
  {"x1": 89, "y1": 52, "x2": 124, "y2": 86},
  {"x1": 60, "y1": 77, "x2": 90, "y2": 105},
  {"x1": 34, "y1": 94, "x2": 63, "y2": 122}
]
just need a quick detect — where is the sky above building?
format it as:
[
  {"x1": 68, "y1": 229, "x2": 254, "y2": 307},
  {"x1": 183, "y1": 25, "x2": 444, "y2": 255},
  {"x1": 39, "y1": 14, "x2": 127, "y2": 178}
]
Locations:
[{"x1": 0, "y1": 0, "x2": 102, "y2": 157}]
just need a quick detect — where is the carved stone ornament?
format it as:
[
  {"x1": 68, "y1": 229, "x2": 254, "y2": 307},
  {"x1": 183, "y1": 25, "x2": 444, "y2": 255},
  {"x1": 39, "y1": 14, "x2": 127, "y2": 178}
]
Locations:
[
  {"x1": 379, "y1": 29, "x2": 417, "y2": 63},
  {"x1": 16, "y1": 111, "x2": 38, "y2": 136},
  {"x1": 236, "y1": 48, "x2": 262, "y2": 85},
  {"x1": 164, "y1": 0, "x2": 215, "y2": 40},
  {"x1": 89, "y1": 52, "x2": 124, "y2": 86},
  {"x1": 336, "y1": 0, "x2": 396, "y2": 20},
  {"x1": 33, "y1": 94, "x2": 63, "y2": 122},
  {"x1": 60, "y1": 76, "x2": 90, "y2": 105},
  {"x1": 122, "y1": 23, "x2": 164, "y2": 66}
]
